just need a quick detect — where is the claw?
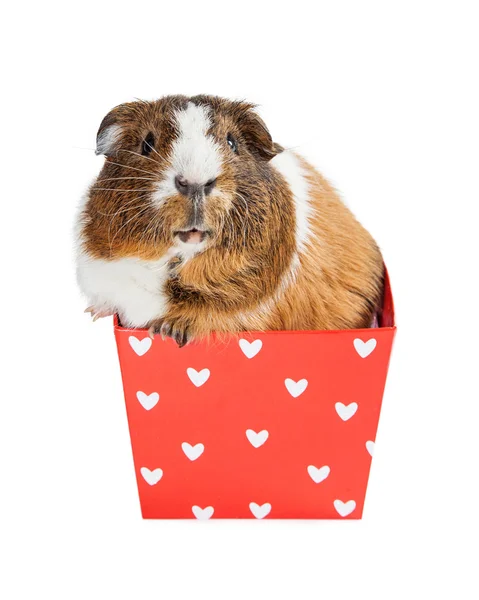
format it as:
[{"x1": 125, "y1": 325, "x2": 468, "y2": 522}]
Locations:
[
  {"x1": 177, "y1": 331, "x2": 189, "y2": 348},
  {"x1": 148, "y1": 319, "x2": 191, "y2": 347},
  {"x1": 160, "y1": 322, "x2": 173, "y2": 341},
  {"x1": 86, "y1": 306, "x2": 114, "y2": 321}
]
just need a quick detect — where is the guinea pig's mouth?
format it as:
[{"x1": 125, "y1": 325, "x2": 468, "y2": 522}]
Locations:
[{"x1": 174, "y1": 228, "x2": 210, "y2": 244}]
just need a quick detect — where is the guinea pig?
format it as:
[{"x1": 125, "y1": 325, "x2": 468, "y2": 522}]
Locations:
[{"x1": 75, "y1": 95, "x2": 384, "y2": 347}]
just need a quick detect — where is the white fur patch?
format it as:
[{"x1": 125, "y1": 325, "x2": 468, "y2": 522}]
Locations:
[
  {"x1": 76, "y1": 253, "x2": 173, "y2": 327},
  {"x1": 153, "y1": 102, "x2": 222, "y2": 207},
  {"x1": 271, "y1": 151, "x2": 314, "y2": 254},
  {"x1": 96, "y1": 123, "x2": 122, "y2": 156},
  {"x1": 172, "y1": 102, "x2": 222, "y2": 184}
]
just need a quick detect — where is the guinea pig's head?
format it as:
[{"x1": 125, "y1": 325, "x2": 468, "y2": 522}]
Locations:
[{"x1": 83, "y1": 95, "x2": 283, "y2": 260}]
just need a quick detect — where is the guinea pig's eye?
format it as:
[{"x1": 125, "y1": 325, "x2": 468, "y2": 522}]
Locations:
[
  {"x1": 227, "y1": 133, "x2": 238, "y2": 153},
  {"x1": 141, "y1": 132, "x2": 155, "y2": 156}
]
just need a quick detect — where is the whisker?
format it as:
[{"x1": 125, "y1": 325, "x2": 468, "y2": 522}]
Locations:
[
  {"x1": 226, "y1": 210, "x2": 236, "y2": 253},
  {"x1": 91, "y1": 188, "x2": 154, "y2": 193},
  {"x1": 97, "y1": 202, "x2": 152, "y2": 218},
  {"x1": 234, "y1": 205, "x2": 247, "y2": 249},
  {"x1": 97, "y1": 176, "x2": 156, "y2": 182},
  {"x1": 101, "y1": 160, "x2": 157, "y2": 176},
  {"x1": 218, "y1": 211, "x2": 226, "y2": 250},
  {"x1": 138, "y1": 216, "x2": 161, "y2": 252},
  {"x1": 117, "y1": 148, "x2": 163, "y2": 166},
  {"x1": 234, "y1": 192, "x2": 249, "y2": 248},
  {"x1": 142, "y1": 139, "x2": 164, "y2": 161},
  {"x1": 99, "y1": 194, "x2": 147, "y2": 215},
  {"x1": 109, "y1": 202, "x2": 152, "y2": 256},
  {"x1": 73, "y1": 145, "x2": 164, "y2": 167},
  {"x1": 107, "y1": 192, "x2": 149, "y2": 253}
]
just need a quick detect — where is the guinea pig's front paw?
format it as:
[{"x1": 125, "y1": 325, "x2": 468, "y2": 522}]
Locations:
[
  {"x1": 84, "y1": 305, "x2": 115, "y2": 322},
  {"x1": 148, "y1": 318, "x2": 192, "y2": 348}
]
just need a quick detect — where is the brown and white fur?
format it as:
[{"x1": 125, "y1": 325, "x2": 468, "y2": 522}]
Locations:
[{"x1": 75, "y1": 95, "x2": 384, "y2": 346}]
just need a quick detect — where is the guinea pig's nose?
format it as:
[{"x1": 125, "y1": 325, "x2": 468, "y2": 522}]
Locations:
[
  {"x1": 203, "y1": 178, "x2": 217, "y2": 195},
  {"x1": 174, "y1": 176, "x2": 217, "y2": 197},
  {"x1": 174, "y1": 175, "x2": 189, "y2": 195}
]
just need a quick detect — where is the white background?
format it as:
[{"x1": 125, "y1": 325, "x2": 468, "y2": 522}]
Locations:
[{"x1": 1, "y1": 1, "x2": 478, "y2": 598}]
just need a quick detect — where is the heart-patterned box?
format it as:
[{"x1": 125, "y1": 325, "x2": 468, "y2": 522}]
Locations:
[{"x1": 114, "y1": 271, "x2": 395, "y2": 519}]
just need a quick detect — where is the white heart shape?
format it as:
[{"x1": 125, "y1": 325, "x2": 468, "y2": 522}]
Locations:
[
  {"x1": 246, "y1": 429, "x2": 269, "y2": 448},
  {"x1": 136, "y1": 391, "x2": 159, "y2": 411},
  {"x1": 335, "y1": 402, "x2": 358, "y2": 421},
  {"x1": 307, "y1": 465, "x2": 331, "y2": 484},
  {"x1": 128, "y1": 336, "x2": 152, "y2": 356},
  {"x1": 239, "y1": 338, "x2": 263, "y2": 359},
  {"x1": 285, "y1": 378, "x2": 308, "y2": 398},
  {"x1": 140, "y1": 467, "x2": 163, "y2": 485},
  {"x1": 366, "y1": 440, "x2": 375, "y2": 456},
  {"x1": 353, "y1": 338, "x2": 377, "y2": 358},
  {"x1": 187, "y1": 367, "x2": 210, "y2": 387},
  {"x1": 249, "y1": 502, "x2": 271, "y2": 519},
  {"x1": 192, "y1": 505, "x2": 214, "y2": 520},
  {"x1": 334, "y1": 499, "x2": 356, "y2": 517},
  {"x1": 182, "y1": 442, "x2": 205, "y2": 461}
]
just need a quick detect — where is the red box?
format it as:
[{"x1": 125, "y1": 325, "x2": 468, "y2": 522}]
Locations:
[{"x1": 114, "y1": 271, "x2": 395, "y2": 519}]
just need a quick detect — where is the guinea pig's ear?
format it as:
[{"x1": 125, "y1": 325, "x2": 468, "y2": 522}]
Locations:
[
  {"x1": 237, "y1": 106, "x2": 280, "y2": 161},
  {"x1": 95, "y1": 107, "x2": 123, "y2": 156}
]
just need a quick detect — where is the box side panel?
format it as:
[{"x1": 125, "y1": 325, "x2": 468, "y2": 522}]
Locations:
[{"x1": 114, "y1": 325, "x2": 395, "y2": 520}]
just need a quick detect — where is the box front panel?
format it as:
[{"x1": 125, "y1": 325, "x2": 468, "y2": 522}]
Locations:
[{"x1": 115, "y1": 326, "x2": 395, "y2": 519}]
